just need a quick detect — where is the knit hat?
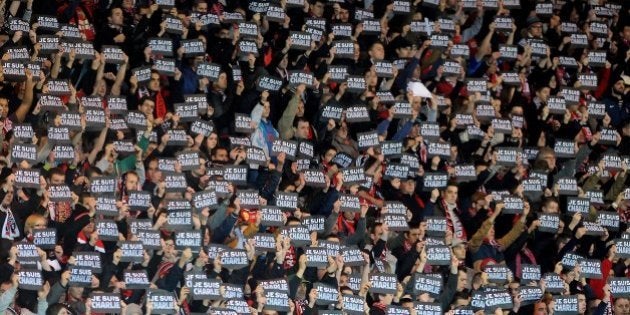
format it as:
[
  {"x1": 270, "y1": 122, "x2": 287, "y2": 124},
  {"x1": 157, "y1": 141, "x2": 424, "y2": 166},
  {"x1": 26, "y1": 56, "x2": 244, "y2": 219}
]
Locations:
[{"x1": 526, "y1": 16, "x2": 542, "y2": 28}]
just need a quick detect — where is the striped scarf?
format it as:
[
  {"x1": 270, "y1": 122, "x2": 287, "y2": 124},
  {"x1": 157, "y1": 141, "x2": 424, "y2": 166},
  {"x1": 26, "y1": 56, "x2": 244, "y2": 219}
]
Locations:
[
  {"x1": 440, "y1": 199, "x2": 467, "y2": 241},
  {"x1": 1, "y1": 205, "x2": 17, "y2": 240}
]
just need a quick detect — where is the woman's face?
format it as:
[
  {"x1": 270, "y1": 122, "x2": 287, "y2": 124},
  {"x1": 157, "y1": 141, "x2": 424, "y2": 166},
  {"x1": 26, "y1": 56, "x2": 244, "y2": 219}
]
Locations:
[
  {"x1": 365, "y1": 69, "x2": 378, "y2": 87},
  {"x1": 96, "y1": 80, "x2": 107, "y2": 96},
  {"x1": 54, "y1": 245, "x2": 64, "y2": 260},
  {"x1": 337, "y1": 122, "x2": 348, "y2": 137},
  {"x1": 32, "y1": 218, "x2": 47, "y2": 232},
  {"x1": 206, "y1": 133, "x2": 218, "y2": 150},
  {"x1": 203, "y1": 229, "x2": 210, "y2": 245}
]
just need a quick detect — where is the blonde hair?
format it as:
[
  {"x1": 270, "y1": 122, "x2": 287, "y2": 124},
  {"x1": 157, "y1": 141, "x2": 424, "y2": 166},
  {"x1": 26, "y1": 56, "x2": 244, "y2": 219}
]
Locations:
[{"x1": 24, "y1": 214, "x2": 46, "y2": 235}]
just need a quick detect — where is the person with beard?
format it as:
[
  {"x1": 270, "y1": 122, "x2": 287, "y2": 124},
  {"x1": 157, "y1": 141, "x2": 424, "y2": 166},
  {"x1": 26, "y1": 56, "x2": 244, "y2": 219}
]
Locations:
[
  {"x1": 603, "y1": 74, "x2": 630, "y2": 128},
  {"x1": 209, "y1": 146, "x2": 229, "y2": 165}
]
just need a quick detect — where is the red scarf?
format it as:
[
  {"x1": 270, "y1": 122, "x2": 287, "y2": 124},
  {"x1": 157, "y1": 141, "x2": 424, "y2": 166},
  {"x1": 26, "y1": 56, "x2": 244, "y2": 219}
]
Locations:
[
  {"x1": 283, "y1": 245, "x2": 296, "y2": 269},
  {"x1": 155, "y1": 90, "x2": 167, "y2": 119},
  {"x1": 372, "y1": 302, "x2": 387, "y2": 310},
  {"x1": 157, "y1": 260, "x2": 174, "y2": 278},
  {"x1": 337, "y1": 216, "x2": 356, "y2": 236}
]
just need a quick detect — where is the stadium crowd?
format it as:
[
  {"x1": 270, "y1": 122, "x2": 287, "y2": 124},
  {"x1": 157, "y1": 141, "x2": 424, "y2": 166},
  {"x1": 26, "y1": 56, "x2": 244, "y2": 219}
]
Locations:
[{"x1": 0, "y1": 0, "x2": 626, "y2": 314}]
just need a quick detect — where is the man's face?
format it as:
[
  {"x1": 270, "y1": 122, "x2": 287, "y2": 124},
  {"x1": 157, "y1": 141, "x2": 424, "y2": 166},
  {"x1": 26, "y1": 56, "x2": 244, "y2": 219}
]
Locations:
[
  {"x1": 147, "y1": 160, "x2": 162, "y2": 183},
  {"x1": 339, "y1": 8, "x2": 350, "y2": 22},
  {"x1": 534, "y1": 302, "x2": 547, "y2": 315},
  {"x1": 296, "y1": 121, "x2": 310, "y2": 139},
  {"x1": 50, "y1": 174, "x2": 66, "y2": 186},
  {"x1": 541, "y1": 152, "x2": 557, "y2": 170},
  {"x1": 110, "y1": 8, "x2": 124, "y2": 26},
  {"x1": 296, "y1": 101, "x2": 305, "y2": 117},
  {"x1": 577, "y1": 294, "x2": 587, "y2": 314},
  {"x1": 262, "y1": 102, "x2": 271, "y2": 119},
  {"x1": 549, "y1": 15, "x2": 560, "y2": 28},
  {"x1": 543, "y1": 201, "x2": 559, "y2": 214},
  {"x1": 1, "y1": 186, "x2": 12, "y2": 207},
  {"x1": 163, "y1": 239, "x2": 177, "y2": 259},
  {"x1": 614, "y1": 80, "x2": 626, "y2": 94},
  {"x1": 212, "y1": 149, "x2": 229, "y2": 162},
  {"x1": 149, "y1": 73, "x2": 161, "y2": 92},
  {"x1": 196, "y1": 2, "x2": 208, "y2": 13},
  {"x1": 381, "y1": 293, "x2": 394, "y2": 305},
  {"x1": 279, "y1": 55, "x2": 289, "y2": 69},
  {"x1": 122, "y1": 0, "x2": 133, "y2": 9},
  {"x1": 218, "y1": 29, "x2": 230, "y2": 39},
  {"x1": 68, "y1": 286, "x2": 84, "y2": 300},
  {"x1": 456, "y1": 270, "x2": 467, "y2": 291},
  {"x1": 614, "y1": 298, "x2": 630, "y2": 315},
  {"x1": 343, "y1": 210, "x2": 354, "y2": 220},
  {"x1": 406, "y1": 228, "x2": 420, "y2": 243},
  {"x1": 401, "y1": 179, "x2": 415, "y2": 194},
  {"x1": 537, "y1": 87, "x2": 550, "y2": 102},
  {"x1": 452, "y1": 244, "x2": 466, "y2": 260},
  {"x1": 310, "y1": 1, "x2": 324, "y2": 17},
  {"x1": 396, "y1": 46, "x2": 412, "y2": 58},
  {"x1": 444, "y1": 186, "x2": 458, "y2": 204},
  {"x1": 125, "y1": 174, "x2": 138, "y2": 191},
  {"x1": 529, "y1": 22, "x2": 543, "y2": 37},
  {"x1": 215, "y1": 73, "x2": 228, "y2": 90},
  {"x1": 323, "y1": 149, "x2": 336, "y2": 163},
  {"x1": 372, "y1": 225, "x2": 384, "y2": 239},
  {"x1": 194, "y1": 158, "x2": 207, "y2": 176},
  {"x1": 140, "y1": 99, "x2": 155, "y2": 118},
  {"x1": 0, "y1": 98, "x2": 8, "y2": 118},
  {"x1": 369, "y1": 43, "x2": 385, "y2": 60},
  {"x1": 508, "y1": 282, "x2": 520, "y2": 298}
]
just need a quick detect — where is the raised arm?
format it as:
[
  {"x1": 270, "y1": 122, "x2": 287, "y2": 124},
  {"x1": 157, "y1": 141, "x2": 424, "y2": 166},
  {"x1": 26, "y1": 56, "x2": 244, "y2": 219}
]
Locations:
[
  {"x1": 87, "y1": 119, "x2": 110, "y2": 165},
  {"x1": 14, "y1": 69, "x2": 34, "y2": 123},
  {"x1": 475, "y1": 22, "x2": 496, "y2": 61},
  {"x1": 110, "y1": 54, "x2": 129, "y2": 96}
]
